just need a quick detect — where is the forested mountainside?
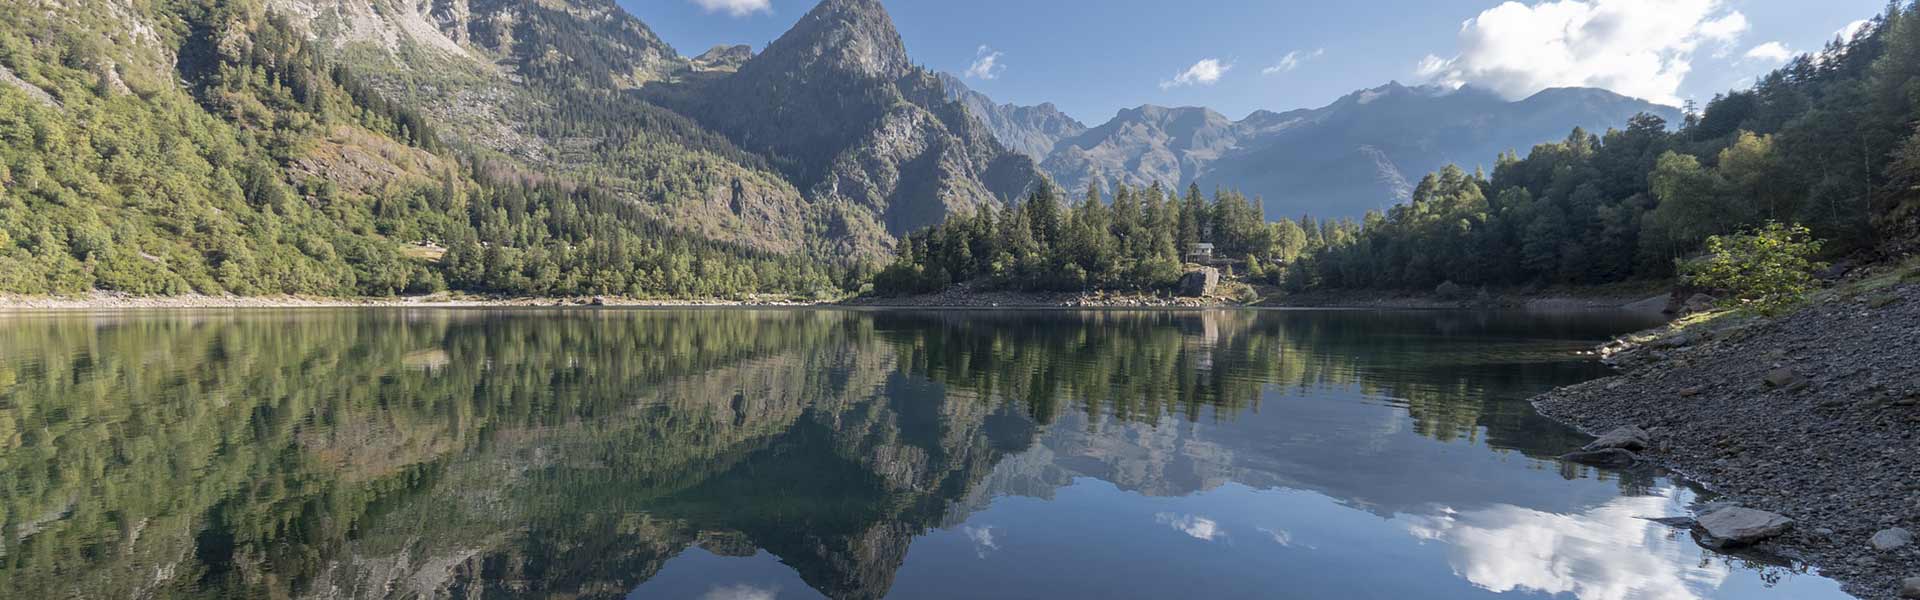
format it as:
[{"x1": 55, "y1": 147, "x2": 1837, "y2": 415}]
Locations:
[
  {"x1": 0, "y1": 0, "x2": 1040, "y2": 298},
  {"x1": 950, "y1": 80, "x2": 1680, "y2": 221},
  {"x1": 886, "y1": 2, "x2": 1920, "y2": 297}
]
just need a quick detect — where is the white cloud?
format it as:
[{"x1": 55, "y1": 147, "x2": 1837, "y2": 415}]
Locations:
[
  {"x1": 691, "y1": 0, "x2": 771, "y2": 18},
  {"x1": 1415, "y1": 0, "x2": 1750, "y2": 105},
  {"x1": 1256, "y1": 526, "x2": 1293, "y2": 546},
  {"x1": 1396, "y1": 492, "x2": 1733, "y2": 600},
  {"x1": 1743, "y1": 41, "x2": 1792, "y2": 64},
  {"x1": 1262, "y1": 49, "x2": 1325, "y2": 75},
  {"x1": 961, "y1": 525, "x2": 1000, "y2": 558},
  {"x1": 1155, "y1": 512, "x2": 1224, "y2": 541},
  {"x1": 1837, "y1": 19, "x2": 1872, "y2": 42},
  {"x1": 965, "y1": 46, "x2": 1005, "y2": 80},
  {"x1": 1161, "y1": 59, "x2": 1232, "y2": 90},
  {"x1": 700, "y1": 584, "x2": 779, "y2": 600}
]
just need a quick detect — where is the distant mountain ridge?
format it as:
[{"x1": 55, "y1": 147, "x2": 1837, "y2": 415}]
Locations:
[{"x1": 947, "y1": 79, "x2": 1683, "y2": 220}]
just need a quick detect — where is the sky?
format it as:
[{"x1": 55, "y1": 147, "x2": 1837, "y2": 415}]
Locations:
[{"x1": 628, "y1": 0, "x2": 1887, "y2": 123}]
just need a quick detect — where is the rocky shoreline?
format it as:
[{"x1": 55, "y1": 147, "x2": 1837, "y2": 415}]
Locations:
[{"x1": 1532, "y1": 271, "x2": 1920, "y2": 600}]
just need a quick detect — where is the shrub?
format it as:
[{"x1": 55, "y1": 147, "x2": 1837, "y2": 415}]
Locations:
[{"x1": 1681, "y1": 221, "x2": 1826, "y2": 316}]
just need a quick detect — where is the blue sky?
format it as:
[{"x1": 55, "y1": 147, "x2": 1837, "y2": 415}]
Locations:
[{"x1": 629, "y1": 0, "x2": 1886, "y2": 123}]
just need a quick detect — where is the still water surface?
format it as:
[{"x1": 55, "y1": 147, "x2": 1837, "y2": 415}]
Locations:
[{"x1": 0, "y1": 308, "x2": 1852, "y2": 599}]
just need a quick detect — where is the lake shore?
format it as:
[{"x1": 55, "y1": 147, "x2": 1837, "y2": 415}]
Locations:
[
  {"x1": 1531, "y1": 265, "x2": 1920, "y2": 600},
  {"x1": 0, "y1": 292, "x2": 825, "y2": 311},
  {"x1": 1260, "y1": 280, "x2": 1674, "y2": 312}
]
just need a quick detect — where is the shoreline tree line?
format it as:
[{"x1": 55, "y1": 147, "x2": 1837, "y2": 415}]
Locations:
[{"x1": 885, "y1": 2, "x2": 1920, "y2": 297}]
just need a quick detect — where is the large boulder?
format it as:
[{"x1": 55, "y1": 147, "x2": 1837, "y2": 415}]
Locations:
[
  {"x1": 1694, "y1": 507, "x2": 1793, "y2": 548},
  {"x1": 1582, "y1": 425, "x2": 1651, "y2": 452},
  {"x1": 1872, "y1": 527, "x2": 1913, "y2": 551},
  {"x1": 1177, "y1": 268, "x2": 1220, "y2": 298}
]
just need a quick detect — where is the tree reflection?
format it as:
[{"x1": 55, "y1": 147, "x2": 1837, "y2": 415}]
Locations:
[{"x1": 0, "y1": 308, "x2": 1656, "y2": 599}]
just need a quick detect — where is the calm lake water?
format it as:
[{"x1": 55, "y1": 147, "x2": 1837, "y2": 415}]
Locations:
[{"x1": 0, "y1": 308, "x2": 1853, "y2": 599}]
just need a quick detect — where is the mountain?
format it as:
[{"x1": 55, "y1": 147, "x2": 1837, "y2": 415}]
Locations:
[
  {"x1": 951, "y1": 80, "x2": 1682, "y2": 220},
  {"x1": 658, "y1": 0, "x2": 1042, "y2": 235},
  {"x1": 937, "y1": 73, "x2": 1088, "y2": 160}
]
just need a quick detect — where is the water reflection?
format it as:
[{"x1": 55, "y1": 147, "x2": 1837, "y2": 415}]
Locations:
[{"x1": 0, "y1": 309, "x2": 1847, "y2": 599}]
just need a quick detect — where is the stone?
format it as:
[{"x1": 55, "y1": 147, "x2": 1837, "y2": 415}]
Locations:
[
  {"x1": 1583, "y1": 425, "x2": 1652, "y2": 452},
  {"x1": 1764, "y1": 368, "x2": 1805, "y2": 389},
  {"x1": 1560, "y1": 448, "x2": 1640, "y2": 468},
  {"x1": 1678, "y1": 386, "x2": 1704, "y2": 398},
  {"x1": 590, "y1": 296, "x2": 608, "y2": 306},
  {"x1": 1684, "y1": 293, "x2": 1717, "y2": 313},
  {"x1": 1902, "y1": 577, "x2": 1920, "y2": 599},
  {"x1": 1177, "y1": 268, "x2": 1220, "y2": 298},
  {"x1": 1871, "y1": 527, "x2": 1914, "y2": 551},
  {"x1": 1694, "y1": 507, "x2": 1793, "y2": 548}
]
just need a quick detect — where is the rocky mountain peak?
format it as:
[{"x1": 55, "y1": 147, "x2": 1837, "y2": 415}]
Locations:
[
  {"x1": 753, "y1": 0, "x2": 910, "y2": 80},
  {"x1": 693, "y1": 44, "x2": 754, "y2": 72}
]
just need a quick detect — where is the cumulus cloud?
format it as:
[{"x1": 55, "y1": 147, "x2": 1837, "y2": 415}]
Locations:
[
  {"x1": 965, "y1": 46, "x2": 1005, "y2": 80},
  {"x1": 1744, "y1": 42, "x2": 1792, "y2": 64},
  {"x1": 1262, "y1": 49, "x2": 1325, "y2": 75},
  {"x1": 1155, "y1": 512, "x2": 1225, "y2": 541},
  {"x1": 1415, "y1": 0, "x2": 1750, "y2": 105},
  {"x1": 691, "y1": 0, "x2": 771, "y2": 18},
  {"x1": 1396, "y1": 493, "x2": 1733, "y2": 600},
  {"x1": 1161, "y1": 59, "x2": 1232, "y2": 90}
]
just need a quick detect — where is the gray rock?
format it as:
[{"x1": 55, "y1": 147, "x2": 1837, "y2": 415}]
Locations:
[
  {"x1": 1582, "y1": 425, "x2": 1651, "y2": 452},
  {"x1": 1763, "y1": 368, "x2": 1805, "y2": 389},
  {"x1": 1694, "y1": 507, "x2": 1793, "y2": 548},
  {"x1": 1177, "y1": 268, "x2": 1220, "y2": 298},
  {"x1": 1684, "y1": 293, "x2": 1717, "y2": 313},
  {"x1": 1560, "y1": 448, "x2": 1640, "y2": 468},
  {"x1": 1871, "y1": 527, "x2": 1913, "y2": 551},
  {"x1": 1903, "y1": 577, "x2": 1920, "y2": 599}
]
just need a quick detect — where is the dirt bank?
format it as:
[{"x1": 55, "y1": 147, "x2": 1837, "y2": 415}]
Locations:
[{"x1": 1532, "y1": 271, "x2": 1920, "y2": 600}]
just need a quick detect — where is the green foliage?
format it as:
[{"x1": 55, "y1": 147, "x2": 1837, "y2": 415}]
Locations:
[
  {"x1": 0, "y1": 0, "x2": 844, "y2": 299},
  {"x1": 1681, "y1": 222, "x2": 1827, "y2": 315},
  {"x1": 1282, "y1": 4, "x2": 1920, "y2": 292},
  {"x1": 873, "y1": 182, "x2": 1277, "y2": 296}
]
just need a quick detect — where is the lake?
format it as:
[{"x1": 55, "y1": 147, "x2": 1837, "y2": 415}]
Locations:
[{"x1": 0, "y1": 308, "x2": 1852, "y2": 599}]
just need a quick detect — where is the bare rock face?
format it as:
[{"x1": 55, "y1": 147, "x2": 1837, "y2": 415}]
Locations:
[
  {"x1": 1694, "y1": 507, "x2": 1793, "y2": 548},
  {"x1": 692, "y1": 44, "x2": 753, "y2": 72},
  {"x1": 1177, "y1": 268, "x2": 1220, "y2": 298}
]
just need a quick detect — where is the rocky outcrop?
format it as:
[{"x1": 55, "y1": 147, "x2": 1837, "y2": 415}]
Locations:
[
  {"x1": 1177, "y1": 268, "x2": 1220, "y2": 298},
  {"x1": 692, "y1": 44, "x2": 753, "y2": 72}
]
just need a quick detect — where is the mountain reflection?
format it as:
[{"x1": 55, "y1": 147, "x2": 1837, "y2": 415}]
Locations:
[{"x1": 0, "y1": 308, "x2": 1836, "y2": 599}]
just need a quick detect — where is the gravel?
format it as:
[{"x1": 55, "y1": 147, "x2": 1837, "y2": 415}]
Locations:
[{"x1": 1534, "y1": 280, "x2": 1920, "y2": 600}]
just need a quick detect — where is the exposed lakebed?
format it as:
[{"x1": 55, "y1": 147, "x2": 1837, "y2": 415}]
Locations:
[{"x1": 0, "y1": 308, "x2": 1856, "y2": 599}]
